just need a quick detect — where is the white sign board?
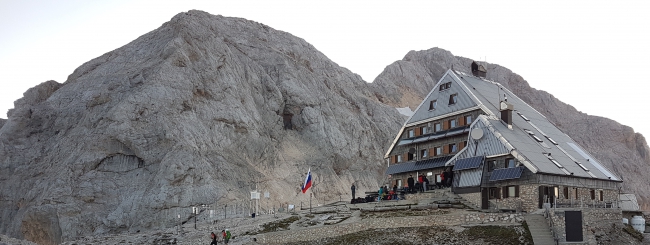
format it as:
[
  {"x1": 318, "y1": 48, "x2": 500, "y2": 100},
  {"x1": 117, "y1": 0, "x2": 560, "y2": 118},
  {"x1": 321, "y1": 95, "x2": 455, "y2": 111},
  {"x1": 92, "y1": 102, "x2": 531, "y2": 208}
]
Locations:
[
  {"x1": 264, "y1": 191, "x2": 270, "y2": 198},
  {"x1": 288, "y1": 204, "x2": 294, "y2": 211},
  {"x1": 250, "y1": 191, "x2": 260, "y2": 200}
]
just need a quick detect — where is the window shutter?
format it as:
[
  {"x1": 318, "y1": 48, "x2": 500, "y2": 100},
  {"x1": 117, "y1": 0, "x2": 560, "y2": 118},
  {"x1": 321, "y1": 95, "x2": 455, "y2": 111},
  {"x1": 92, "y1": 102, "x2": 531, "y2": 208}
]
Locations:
[
  {"x1": 415, "y1": 128, "x2": 421, "y2": 136},
  {"x1": 392, "y1": 155, "x2": 397, "y2": 164},
  {"x1": 443, "y1": 121, "x2": 449, "y2": 130},
  {"x1": 515, "y1": 186, "x2": 520, "y2": 198},
  {"x1": 430, "y1": 148, "x2": 435, "y2": 156},
  {"x1": 404, "y1": 153, "x2": 408, "y2": 162},
  {"x1": 459, "y1": 116, "x2": 466, "y2": 126},
  {"x1": 503, "y1": 187, "x2": 508, "y2": 198},
  {"x1": 443, "y1": 145, "x2": 450, "y2": 154}
]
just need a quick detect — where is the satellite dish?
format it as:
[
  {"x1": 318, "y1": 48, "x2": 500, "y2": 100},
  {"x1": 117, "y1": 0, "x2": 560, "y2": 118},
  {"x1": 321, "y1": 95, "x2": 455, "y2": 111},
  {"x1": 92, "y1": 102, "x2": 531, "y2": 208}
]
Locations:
[
  {"x1": 470, "y1": 128, "x2": 484, "y2": 140},
  {"x1": 408, "y1": 148, "x2": 416, "y2": 154}
]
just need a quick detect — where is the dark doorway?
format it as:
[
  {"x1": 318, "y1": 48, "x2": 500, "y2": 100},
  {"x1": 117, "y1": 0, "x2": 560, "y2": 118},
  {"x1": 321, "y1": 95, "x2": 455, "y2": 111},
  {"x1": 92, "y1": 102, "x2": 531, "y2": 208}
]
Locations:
[
  {"x1": 565, "y1": 211, "x2": 583, "y2": 242},
  {"x1": 538, "y1": 186, "x2": 555, "y2": 208},
  {"x1": 481, "y1": 188, "x2": 489, "y2": 209}
]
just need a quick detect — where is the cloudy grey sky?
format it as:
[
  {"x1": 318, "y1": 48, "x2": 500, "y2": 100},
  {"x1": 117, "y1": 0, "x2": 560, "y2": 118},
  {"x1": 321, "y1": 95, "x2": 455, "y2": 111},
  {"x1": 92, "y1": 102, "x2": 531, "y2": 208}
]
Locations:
[{"x1": 1, "y1": 0, "x2": 649, "y2": 139}]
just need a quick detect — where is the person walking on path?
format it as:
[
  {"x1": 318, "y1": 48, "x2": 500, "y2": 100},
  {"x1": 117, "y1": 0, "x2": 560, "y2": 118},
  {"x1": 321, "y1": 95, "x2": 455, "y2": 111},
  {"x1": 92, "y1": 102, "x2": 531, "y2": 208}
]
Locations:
[
  {"x1": 210, "y1": 232, "x2": 217, "y2": 245},
  {"x1": 351, "y1": 183, "x2": 356, "y2": 200},
  {"x1": 222, "y1": 229, "x2": 231, "y2": 244}
]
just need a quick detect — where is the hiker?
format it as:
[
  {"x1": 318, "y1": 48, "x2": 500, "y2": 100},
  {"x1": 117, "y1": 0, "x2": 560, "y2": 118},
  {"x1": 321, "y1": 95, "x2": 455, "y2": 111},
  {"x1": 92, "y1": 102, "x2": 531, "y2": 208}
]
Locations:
[
  {"x1": 222, "y1": 229, "x2": 231, "y2": 244},
  {"x1": 447, "y1": 170, "x2": 454, "y2": 187},
  {"x1": 407, "y1": 175, "x2": 415, "y2": 193},
  {"x1": 418, "y1": 174, "x2": 424, "y2": 192},
  {"x1": 351, "y1": 183, "x2": 356, "y2": 200},
  {"x1": 439, "y1": 170, "x2": 445, "y2": 188},
  {"x1": 210, "y1": 232, "x2": 217, "y2": 245}
]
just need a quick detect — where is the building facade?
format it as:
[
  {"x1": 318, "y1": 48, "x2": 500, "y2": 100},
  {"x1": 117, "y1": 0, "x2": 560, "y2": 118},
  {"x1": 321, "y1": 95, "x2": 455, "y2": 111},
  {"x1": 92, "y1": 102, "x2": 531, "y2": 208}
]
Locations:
[{"x1": 384, "y1": 62, "x2": 623, "y2": 213}]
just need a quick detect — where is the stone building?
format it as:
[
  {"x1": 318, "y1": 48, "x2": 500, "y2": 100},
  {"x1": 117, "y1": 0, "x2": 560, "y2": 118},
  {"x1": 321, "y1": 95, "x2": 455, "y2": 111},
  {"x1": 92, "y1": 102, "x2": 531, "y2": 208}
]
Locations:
[{"x1": 384, "y1": 62, "x2": 624, "y2": 213}]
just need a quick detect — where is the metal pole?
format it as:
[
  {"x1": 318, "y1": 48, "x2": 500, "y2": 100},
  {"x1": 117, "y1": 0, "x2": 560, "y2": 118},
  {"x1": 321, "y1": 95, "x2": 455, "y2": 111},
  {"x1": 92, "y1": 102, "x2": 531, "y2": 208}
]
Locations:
[
  {"x1": 224, "y1": 204, "x2": 227, "y2": 219},
  {"x1": 310, "y1": 192, "x2": 312, "y2": 213},
  {"x1": 194, "y1": 208, "x2": 197, "y2": 230}
]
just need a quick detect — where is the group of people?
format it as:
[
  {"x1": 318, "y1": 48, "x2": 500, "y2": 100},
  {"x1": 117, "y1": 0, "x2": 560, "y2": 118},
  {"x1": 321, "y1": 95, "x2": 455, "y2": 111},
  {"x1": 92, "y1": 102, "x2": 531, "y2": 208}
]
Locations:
[
  {"x1": 404, "y1": 169, "x2": 454, "y2": 193},
  {"x1": 377, "y1": 185, "x2": 399, "y2": 201},
  {"x1": 210, "y1": 229, "x2": 231, "y2": 244}
]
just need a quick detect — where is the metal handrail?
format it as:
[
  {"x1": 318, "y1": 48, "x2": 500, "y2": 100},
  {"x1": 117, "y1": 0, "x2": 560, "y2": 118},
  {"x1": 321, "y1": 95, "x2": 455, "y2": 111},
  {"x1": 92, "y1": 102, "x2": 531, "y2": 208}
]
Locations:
[{"x1": 544, "y1": 205, "x2": 559, "y2": 245}]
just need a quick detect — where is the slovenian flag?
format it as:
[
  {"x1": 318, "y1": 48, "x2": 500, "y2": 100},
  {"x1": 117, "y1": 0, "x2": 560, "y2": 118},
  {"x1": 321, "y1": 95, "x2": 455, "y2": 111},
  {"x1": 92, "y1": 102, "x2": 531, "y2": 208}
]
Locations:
[{"x1": 302, "y1": 168, "x2": 312, "y2": 193}]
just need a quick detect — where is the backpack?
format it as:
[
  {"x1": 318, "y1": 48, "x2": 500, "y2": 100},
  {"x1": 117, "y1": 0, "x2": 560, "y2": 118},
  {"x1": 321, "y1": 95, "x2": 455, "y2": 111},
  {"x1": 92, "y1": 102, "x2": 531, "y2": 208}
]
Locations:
[{"x1": 226, "y1": 230, "x2": 231, "y2": 239}]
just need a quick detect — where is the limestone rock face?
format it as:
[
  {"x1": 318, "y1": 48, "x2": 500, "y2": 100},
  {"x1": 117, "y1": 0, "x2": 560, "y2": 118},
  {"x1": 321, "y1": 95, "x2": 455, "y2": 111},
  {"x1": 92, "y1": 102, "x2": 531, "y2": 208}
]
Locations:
[
  {"x1": 371, "y1": 47, "x2": 650, "y2": 209},
  {"x1": 0, "y1": 10, "x2": 403, "y2": 243}
]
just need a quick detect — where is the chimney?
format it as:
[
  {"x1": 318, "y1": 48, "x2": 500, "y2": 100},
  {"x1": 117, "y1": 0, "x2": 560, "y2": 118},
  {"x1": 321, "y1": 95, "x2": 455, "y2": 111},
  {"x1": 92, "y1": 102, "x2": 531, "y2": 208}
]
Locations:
[
  {"x1": 499, "y1": 100, "x2": 514, "y2": 129},
  {"x1": 471, "y1": 61, "x2": 487, "y2": 78}
]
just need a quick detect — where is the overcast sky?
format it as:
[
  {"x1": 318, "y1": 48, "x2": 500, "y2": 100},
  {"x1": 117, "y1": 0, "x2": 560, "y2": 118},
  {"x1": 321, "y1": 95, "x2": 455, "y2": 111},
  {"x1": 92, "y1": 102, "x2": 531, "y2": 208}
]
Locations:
[{"x1": 1, "y1": 0, "x2": 649, "y2": 139}]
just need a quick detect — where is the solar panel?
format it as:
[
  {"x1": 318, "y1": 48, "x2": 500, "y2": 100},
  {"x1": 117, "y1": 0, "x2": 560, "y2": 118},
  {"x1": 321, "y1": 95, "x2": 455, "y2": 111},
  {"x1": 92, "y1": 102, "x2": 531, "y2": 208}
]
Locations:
[
  {"x1": 489, "y1": 166, "x2": 524, "y2": 181},
  {"x1": 453, "y1": 156, "x2": 484, "y2": 171}
]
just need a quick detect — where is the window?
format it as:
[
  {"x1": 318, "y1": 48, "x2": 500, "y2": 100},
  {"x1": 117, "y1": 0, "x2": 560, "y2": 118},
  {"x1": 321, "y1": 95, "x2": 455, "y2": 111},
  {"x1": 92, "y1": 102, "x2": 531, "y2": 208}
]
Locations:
[
  {"x1": 506, "y1": 158, "x2": 516, "y2": 168},
  {"x1": 408, "y1": 129, "x2": 414, "y2": 138},
  {"x1": 429, "y1": 100, "x2": 437, "y2": 110},
  {"x1": 590, "y1": 189, "x2": 595, "y2": 200},
  {"x1": 421, "y1": 149, "x2": 428, "y2": 158},
  {"x1": 518, "y1": 113, "x2": 530, "y2": 121},
  {"x1": 554, "y1": 187, "x2": 559, "y2": 198},
  {"x1": 434, "y1": 123, "x2": 441, "y2": 132},
  {"x1": 407, "y1": 153, "x2": 414, "y2": 161},
  {"x1": 450, "y1": 119, "x2": 457, "y2": 128},
  {"x1": 599, "y1": 190, "x2": 604, "y2": 201},
  {"x1": 450, "y1": 143, "x2": 457, "y2": 153},
  {"x1": 397, "y1": 155, "x2": 402, "y2": 163},
  {"x1": 434, "y1": 147, "x2": 442, "y2": 156},
  {"x1": 465, "y1": 115, "x2": 472, "y2": 124},
  {"x1": 439, "y1": 82, "x2": 452, "y2": 91},
  {"x1": 563, "y1": 187, "x2": 569, "y2": 199},
  {"x1": 504, "y1": 186, "x2": 519, "y2": 198},
  {"x1": 575, "y1": 188, "x2": 579, "y2": 200},
  {"x1": 449, "y1": 94, "x2": 458, "y2": 105},
  {"x1": 421, "y1": 126, "x2": 428, "y2": 135},
  {"x1": 487, "y1": 160, "x2": 496, "y2": 172},
  {"x1": 427, "y1": 172, "x2": 433, "y2": 176},
  {"x1": 397, "y1": 179, "x2": 402, "y2": 188}
]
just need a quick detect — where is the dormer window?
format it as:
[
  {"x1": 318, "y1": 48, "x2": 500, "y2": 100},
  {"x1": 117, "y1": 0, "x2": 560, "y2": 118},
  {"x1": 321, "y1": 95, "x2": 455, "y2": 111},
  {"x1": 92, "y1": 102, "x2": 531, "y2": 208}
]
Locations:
[
  {"x1": 450, "y1": 119, "x2": 457, "y2": 128},
  {"x1": 434, "y1": 123, "x2": 441, "y2": 132},
  {"x1": 420, "y1": 126, "x2": 428, "y2": 135},
  {"x1": 449, "y1": 94, "x2": 458, "y2": 105},
  {"x1": 408, "y1": 129, "x2": 414, "y2": 138},
  {"x1": 397, "y1": 155, "x2": 402, "y2": 162},
  {"x1": 439, "y1": 82, "x2": 452, "y2": 91},
  {"x1": 465, "y1": 115, "x2": 472, "y2": 124},
  {"x1": 429, "y1": 100, "x2": 437, "y2": 110}
]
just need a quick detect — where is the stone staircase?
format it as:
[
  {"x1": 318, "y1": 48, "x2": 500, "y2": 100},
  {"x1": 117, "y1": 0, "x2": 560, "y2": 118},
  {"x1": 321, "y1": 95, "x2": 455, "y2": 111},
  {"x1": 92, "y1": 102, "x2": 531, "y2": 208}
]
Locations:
[{"x1": 524, "y1": 213, "x2": 556, "y2": 245}]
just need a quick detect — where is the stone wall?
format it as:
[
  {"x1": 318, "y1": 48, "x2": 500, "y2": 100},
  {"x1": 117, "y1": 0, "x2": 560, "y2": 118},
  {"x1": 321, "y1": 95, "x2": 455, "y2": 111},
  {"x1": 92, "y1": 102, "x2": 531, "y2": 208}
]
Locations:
[
  {"x1": 255, "y1": 212, "x2": 523, "y2": 244},
  {"x1": 547, "y1": 208, "x2": 622, "y2": 244},
  {"x1": 555, "y1": 187, "x2": 618, "y2": 208},
  {"x1": 458, "y1": 192, "x2": 481, "y2": 208}
]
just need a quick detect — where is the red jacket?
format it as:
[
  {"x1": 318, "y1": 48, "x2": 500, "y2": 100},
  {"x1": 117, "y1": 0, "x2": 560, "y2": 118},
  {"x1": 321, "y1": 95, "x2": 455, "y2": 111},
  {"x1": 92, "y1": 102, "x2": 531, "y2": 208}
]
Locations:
[{"x1": 418, "y1": 175, "x2": 423, "y2": 183}]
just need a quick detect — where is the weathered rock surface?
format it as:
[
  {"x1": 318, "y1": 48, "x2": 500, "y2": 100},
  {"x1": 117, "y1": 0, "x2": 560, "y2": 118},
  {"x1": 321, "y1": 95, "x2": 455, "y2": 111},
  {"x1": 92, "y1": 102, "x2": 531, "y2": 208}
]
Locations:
[
  {"x1": 0, "y1": 10, "x2": 404, "y2": 244},
  {"x1": 370, "y1": 47, "x2": 650, "y2": 209},
  {"x1": 1, "y1": 10, "x2": 649, "y2": 245}
]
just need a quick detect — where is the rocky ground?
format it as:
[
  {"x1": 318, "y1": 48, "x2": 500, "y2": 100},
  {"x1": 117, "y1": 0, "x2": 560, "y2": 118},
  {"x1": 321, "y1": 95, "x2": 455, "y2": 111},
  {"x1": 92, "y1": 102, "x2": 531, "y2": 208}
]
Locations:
[{"x1": 14, "y1": 192, "x2": 637, "y2": 245}]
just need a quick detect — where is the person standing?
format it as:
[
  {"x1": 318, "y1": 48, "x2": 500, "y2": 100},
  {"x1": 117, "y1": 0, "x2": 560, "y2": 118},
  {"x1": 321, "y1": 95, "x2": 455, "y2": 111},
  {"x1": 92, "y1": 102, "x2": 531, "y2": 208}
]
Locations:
[
  {"x1": 407, "y1": 175, "x2": 415, "y2": 193},
  {"x1": 351, "y1": 183, "x2": 356, "y2": 201},
  {"x1": 423, "y1": 175, "x2": 429, "y2": 192}
]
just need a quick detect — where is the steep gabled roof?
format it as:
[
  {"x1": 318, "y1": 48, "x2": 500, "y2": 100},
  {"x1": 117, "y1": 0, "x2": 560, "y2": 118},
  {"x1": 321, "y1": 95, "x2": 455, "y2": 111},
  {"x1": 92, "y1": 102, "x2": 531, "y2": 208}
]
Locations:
[
  {"x1": 454, "y1": 71, "x2": 619, "y2": 181},
  {"x1": 384, "y1": 69, "x2": 620, "y2": 182}
]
